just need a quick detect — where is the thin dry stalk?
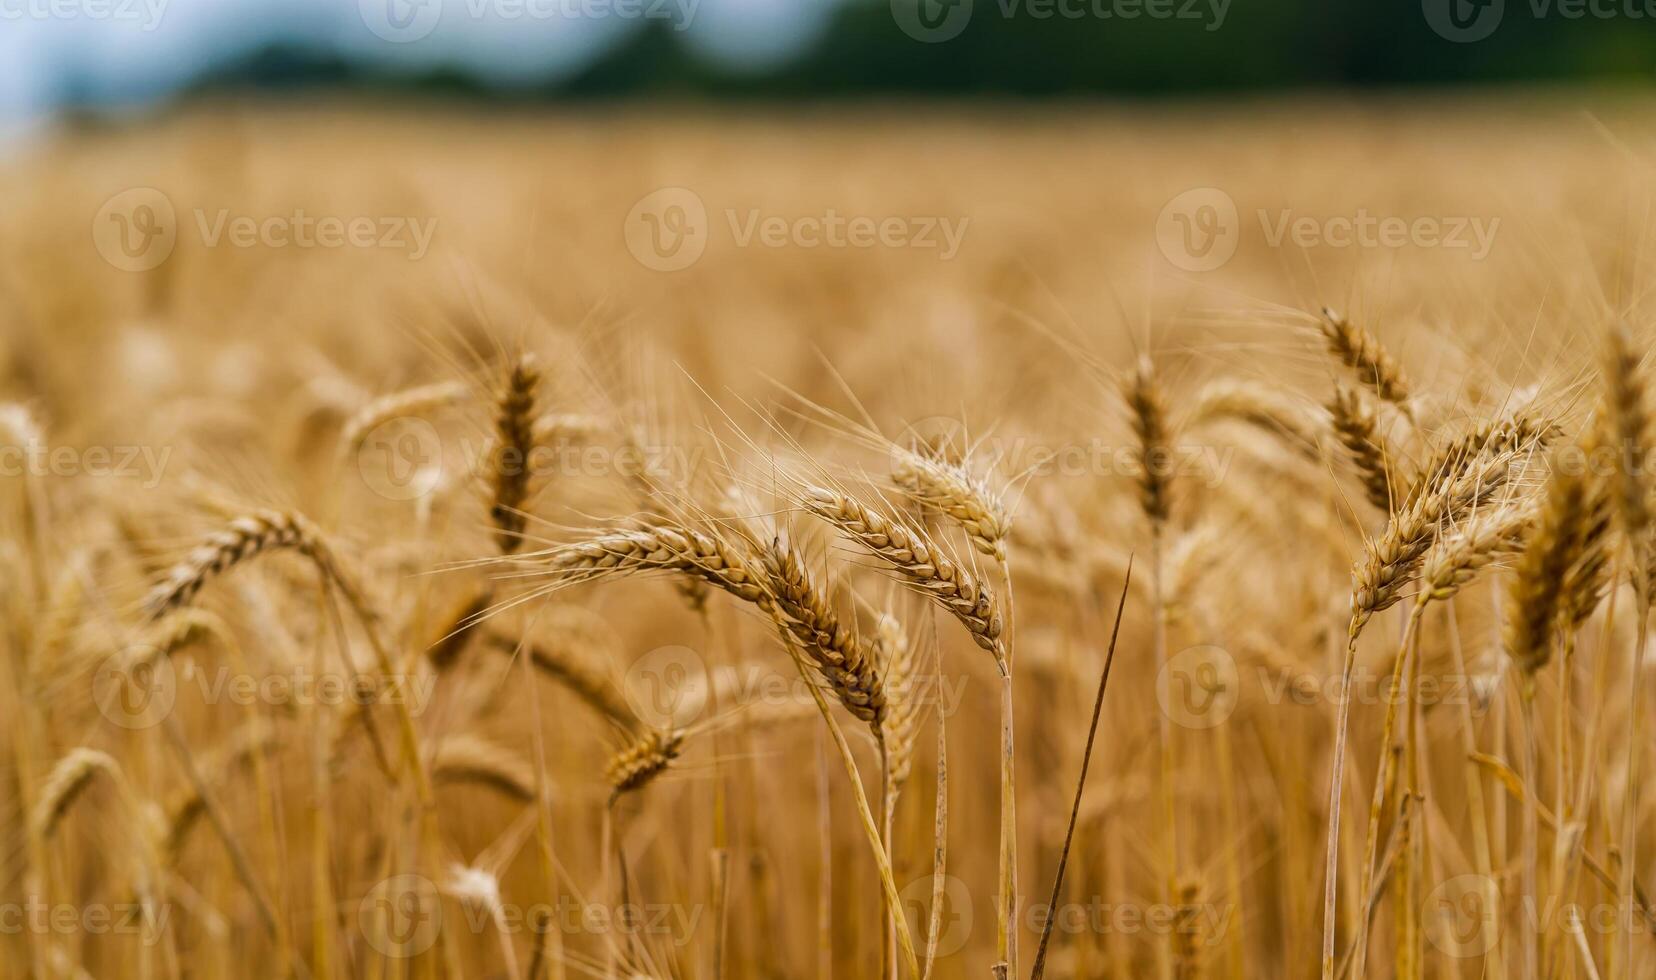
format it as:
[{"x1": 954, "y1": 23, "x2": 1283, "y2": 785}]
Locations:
[{"x1": 1031, "y1": 560, "x2": 1131, "y2": 980}]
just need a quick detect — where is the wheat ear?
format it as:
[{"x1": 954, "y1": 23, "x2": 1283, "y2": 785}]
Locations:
[
  {"x1": 488, "y1": 355, "x2": 541, "y2": 555},
  {"x1": 431, "y1": 733, "x2": 537, "y2": 802},
  {"x1": 1604, "y1": 323, "x2": 1654, "y2": 980},
  {"x1": 761, "y1": 539, "x2": 886, "y2": 729},
  {"x1": 1328, "y1": 384, "x2": 1396, "y2": 511},
  {"x1": 606, "y1": 728, "x2": 683, "y2": 803},
  {"x1": 336, "y1": 380, "x2": 469, "y2": 464},
  {"x1": 482, "y1": 626, "x2": 636, "y2": 730},
  {"x1": 1183, "y1": 377, "x2": 1322, "y2": 455},
  {"x1": 891, "y1": 449, "x2": 1010, "y2": 560},
  {"x1": 141, "y1": 509, "x2": 333, "y2": 620},
  {"x1": 801, "y1": 487, "x2": 1007, "y2": 674},
  {"x1": 1319, "y1": 307, "x2": 1411, "y2": 411},
  {"x1": 33, "y1": 748, "x2": 124, "y2": 839},
  {"x1": 1125, "y1": 356, "x2": 1172, "y2": 524}
]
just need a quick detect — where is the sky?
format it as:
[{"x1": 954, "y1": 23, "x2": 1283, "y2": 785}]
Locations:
[{"x1": 0, "y1": 0, "x2": 838, "y2": 133}]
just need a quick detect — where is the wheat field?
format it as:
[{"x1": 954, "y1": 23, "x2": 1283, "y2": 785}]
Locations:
[{"x1": 5, "y1": 96, "x2": 1656, "y2": 979}]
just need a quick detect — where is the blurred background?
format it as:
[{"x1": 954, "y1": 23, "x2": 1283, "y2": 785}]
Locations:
[{"x1": 5, "y1": 0, "x2": 1656, "y2": 141}]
